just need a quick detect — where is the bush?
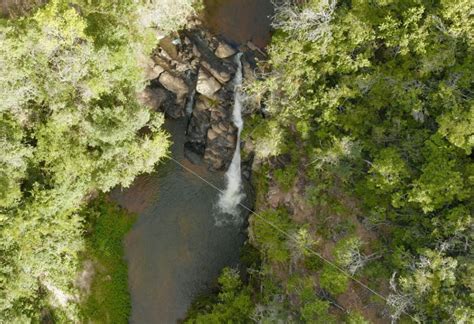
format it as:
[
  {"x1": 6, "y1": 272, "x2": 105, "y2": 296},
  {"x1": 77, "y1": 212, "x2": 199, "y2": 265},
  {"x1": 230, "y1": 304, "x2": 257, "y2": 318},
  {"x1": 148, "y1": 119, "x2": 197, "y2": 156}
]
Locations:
[
  {"x1": 186, "y1": 268, "x2": 253, "y2": 323},
  {"x1": 252, "y1": 208, "x2": 292, "y2": 263},
  {"x1": 319, "y1": 265, "x2": 349, "y2": 296},
  {"x1": 79, "y1": 197, "x2": 136, "y2": 323},
  {"x1": 300, "y1": 299, "x2": 335, "y2": 323},
  {"x1": 274, "y1": 164, "x2": 298, "y2": 192}
]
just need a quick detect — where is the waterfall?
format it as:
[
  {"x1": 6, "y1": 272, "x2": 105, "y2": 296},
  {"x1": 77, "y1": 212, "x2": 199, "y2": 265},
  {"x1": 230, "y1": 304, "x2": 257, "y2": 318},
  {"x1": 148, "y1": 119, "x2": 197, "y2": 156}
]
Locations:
[
  {"x1": 185, "y1": 89, "x2": 196, "y2": 116},
  {"x1": 217, "y1": 53, "x2": 245, "y2": 217}
]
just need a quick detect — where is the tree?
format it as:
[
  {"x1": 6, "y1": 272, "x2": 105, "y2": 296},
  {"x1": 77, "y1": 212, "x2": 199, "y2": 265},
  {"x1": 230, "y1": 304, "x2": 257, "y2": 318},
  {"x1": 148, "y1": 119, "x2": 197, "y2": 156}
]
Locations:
[
  {"x1": 187, "y1": 268, "x2": 253, "y2": 323},
  {"x1": 319, "y1": 265, "x2": 349, "y2": 296},
  {"x1": 246, "y1": 0, "x2": 474, "y2": 321},
  {"x1": 0, "y1": 0, "x2": 197, "y2": 320}
]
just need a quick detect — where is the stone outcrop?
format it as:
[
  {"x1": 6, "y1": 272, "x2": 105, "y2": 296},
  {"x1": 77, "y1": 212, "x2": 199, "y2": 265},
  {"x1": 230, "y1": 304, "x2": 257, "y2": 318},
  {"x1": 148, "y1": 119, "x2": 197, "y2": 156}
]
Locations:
[
  {"x1": 215, "y1": 41, "x2": 237, "y2": 59},
  {"x1": 196, "y1": 68, "x2": 221, "y2": 97},
  {"x1": 140, "y1": 24, "x2": 263, "y2": 171},
  {"x1": 158, "y1": 71, "x2": 189, "y2": 104}
]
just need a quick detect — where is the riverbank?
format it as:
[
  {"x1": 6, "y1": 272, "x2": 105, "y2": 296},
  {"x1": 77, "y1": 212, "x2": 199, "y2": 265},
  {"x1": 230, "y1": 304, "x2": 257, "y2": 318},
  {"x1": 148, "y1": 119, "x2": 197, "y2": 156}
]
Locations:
[{"x1": 78, "y1": 196, "x2": 135, "y2": 323}]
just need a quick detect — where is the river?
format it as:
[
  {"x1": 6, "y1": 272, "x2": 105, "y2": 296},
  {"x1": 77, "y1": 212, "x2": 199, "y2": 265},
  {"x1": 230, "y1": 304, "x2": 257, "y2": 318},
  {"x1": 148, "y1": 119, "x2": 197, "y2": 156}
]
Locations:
[
  {"x1": 111, "y1": 1, "x2": 273, "y2": 323},
  {"x1": 111, "y1": 119, "x2": 246, "y2": 323}
]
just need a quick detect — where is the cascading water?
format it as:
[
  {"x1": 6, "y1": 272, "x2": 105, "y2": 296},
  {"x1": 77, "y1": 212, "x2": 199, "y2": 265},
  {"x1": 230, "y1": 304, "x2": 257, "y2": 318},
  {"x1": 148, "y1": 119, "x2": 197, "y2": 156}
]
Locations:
[{"x1": 217, "y1": 53, "x2": 245, "y2": 219}]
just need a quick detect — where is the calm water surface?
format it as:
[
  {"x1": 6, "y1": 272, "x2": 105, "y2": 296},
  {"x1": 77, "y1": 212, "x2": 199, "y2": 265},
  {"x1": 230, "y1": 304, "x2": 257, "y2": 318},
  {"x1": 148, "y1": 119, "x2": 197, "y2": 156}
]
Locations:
[
  {"x1": 203, "y1": 0, "x2": 274, "y2": 48},
  {"x1": 111, "y1": 120, "x2": 246, "y2": 323}
]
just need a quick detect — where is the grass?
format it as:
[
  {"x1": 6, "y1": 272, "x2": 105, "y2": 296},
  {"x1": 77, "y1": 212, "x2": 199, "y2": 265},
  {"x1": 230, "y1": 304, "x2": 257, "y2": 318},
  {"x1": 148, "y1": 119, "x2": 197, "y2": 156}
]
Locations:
[{"x1": 79, "y1": 195, "x2": 136, "y2": 324}]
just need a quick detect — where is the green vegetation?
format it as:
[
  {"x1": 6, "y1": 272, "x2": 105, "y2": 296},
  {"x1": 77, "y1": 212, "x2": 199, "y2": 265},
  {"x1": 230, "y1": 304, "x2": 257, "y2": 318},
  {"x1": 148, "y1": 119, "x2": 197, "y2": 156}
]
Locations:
[
  {"x1": 252, "y1": 208, "x2": 293, "y2": 263},
  {"x1": 185, "y1": 268, "x2": 253, "y2": 323},
  {"x1": 0, "y1": 0, "x2": 196, "y2": 321},
  {"x1": 190, "y1": 0, "x2": 473, "y2": 322},
  {"x1": 2, "y1": 0, "x2": 472, "y2": 322},
  {"x1": 79, "y1": 196, "x2": 135, "y2": 323},
  {"x1": 319, "y1": 265, "x2": 349, "y2": 296}
]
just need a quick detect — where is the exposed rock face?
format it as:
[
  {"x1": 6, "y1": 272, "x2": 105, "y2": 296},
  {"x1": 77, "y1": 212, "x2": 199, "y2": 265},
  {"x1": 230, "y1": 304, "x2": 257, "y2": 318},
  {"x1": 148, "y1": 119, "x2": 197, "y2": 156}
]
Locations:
[
  {"x1": 196, "y1": 68, "x2": 221, "y2": 97},
  {"x1": 186, "y1": 96, "x2": 211, "y2": 155},
  {"x1": 204, "y1": 95, "x2": 238, "y2": 170},
  {"x1": 141, "y1": 25, "x2": 262, "y2": 171},
  {"x1": 215, "y1": 41, "x2": 237, "y2": 59},
  {"x1": 158, "y1": 71, "x2": 189, "y2": 104}
]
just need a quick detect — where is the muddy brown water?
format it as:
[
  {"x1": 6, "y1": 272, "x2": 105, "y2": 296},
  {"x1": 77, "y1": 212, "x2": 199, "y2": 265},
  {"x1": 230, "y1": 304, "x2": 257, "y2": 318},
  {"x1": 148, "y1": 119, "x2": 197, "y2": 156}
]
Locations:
[
  {"x1": 111, "y1": 1, "x2": 273, "y2": 323},
  {"x1": 203, "y1": 0, "x2": 274, "y2": 48}
]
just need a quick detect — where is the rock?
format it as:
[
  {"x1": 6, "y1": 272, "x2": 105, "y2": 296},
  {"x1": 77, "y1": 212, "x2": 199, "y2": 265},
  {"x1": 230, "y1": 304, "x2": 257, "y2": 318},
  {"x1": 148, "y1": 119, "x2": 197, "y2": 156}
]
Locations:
[
  {"x1": 186, "y1": 95, "x2": 211, "y2": 152},
  {"x1": 152, "y1": 65, "x2": 165, "y2": 78},
  {"x1": 158, "y1": 71, "x2": 189, "y2": 103},
  {"x1": 192, "y1": 45, "x2": 201, "y2": 58},
  {"x1": 210, "y1": 109, "x2": 225, "y2": 120},
  {"x1": 152, "y1": 54, "x2": 173, "y2": 71},
  {"x1": 226, "y1": 134, "x2": 237, "y2": 144},
  {"x1": 138, "y1": 55, "x2": 164, "y2": 81},
  {"x1": 196, "y1": 69, "x2": 221, "y2": 97},
  {"x1": 207, "y1": 128, "x2": 218, "y2": 141},
  {"x1": 185, "y1": 30, "x2": 235, "y2": 83},
  {"x1": 137, "y1": 85, "x2": 184, "y2": 119},
  {"x1": 218, "y1": 122, "x2": 228, "y2": 132},
  {"x1": 159, "y1": 36, "x2": 179, "y2": 60},
  {"x1": 212, "y1": 125, "x2": 223, "y2": 134},
  {"x1": 204, "y1": 147, "x2": 226, "y2": 170},
  {"x1": 137, "y1": 86, "x2": 168, "y2": 109},
  {"x1": 200, "y1": 60, "x2": 232, "y2": 84},
  {"x1": 203, "y1": 117, "x2": 238, "y2": 171},
  {"x1": 215, "y1": 41, "x2": 236, "y2": 59}
]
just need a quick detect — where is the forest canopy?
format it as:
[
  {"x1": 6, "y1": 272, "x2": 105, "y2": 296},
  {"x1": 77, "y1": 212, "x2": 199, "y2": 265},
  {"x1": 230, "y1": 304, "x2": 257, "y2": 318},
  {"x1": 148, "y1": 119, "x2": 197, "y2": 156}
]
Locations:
[
  {"x1": 0, "y1": 0, "x2": 196, "y2": 321},
  {"x1": 1, "y1": 0, "x2": 473, "y2": 323},
  {"x1": 188, "y1": 0, "x2": 473, "y2": 323}
]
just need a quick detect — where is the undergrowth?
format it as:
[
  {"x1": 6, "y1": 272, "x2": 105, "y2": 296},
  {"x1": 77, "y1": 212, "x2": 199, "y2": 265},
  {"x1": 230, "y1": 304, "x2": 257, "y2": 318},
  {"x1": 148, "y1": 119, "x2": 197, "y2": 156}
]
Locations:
[{"x1": 79, "y1": 195, "x2": 135, "y2": 323}]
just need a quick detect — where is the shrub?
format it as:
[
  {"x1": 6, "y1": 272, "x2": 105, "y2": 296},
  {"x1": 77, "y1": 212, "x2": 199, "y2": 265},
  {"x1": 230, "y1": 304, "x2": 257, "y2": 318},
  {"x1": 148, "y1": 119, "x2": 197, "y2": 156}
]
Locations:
[{"x1": 319, "y1": 265, "x2": 349, "y2": 296}]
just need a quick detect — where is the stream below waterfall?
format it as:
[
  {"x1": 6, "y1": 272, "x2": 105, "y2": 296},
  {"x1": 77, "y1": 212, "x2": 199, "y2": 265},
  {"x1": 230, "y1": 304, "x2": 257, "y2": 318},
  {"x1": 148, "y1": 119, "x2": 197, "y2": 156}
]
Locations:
[
  {"x1": 111, "y1": 119, "x2": 246, "y2": 323},
  {"x1": 111, "y1": 1, "x2": 274, "y2": 323}
]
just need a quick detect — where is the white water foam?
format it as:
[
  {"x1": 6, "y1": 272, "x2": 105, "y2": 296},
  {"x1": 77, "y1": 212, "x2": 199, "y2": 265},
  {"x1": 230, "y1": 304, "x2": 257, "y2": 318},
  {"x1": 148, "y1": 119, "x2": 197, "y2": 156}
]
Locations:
[{"x1": 216, "y1": 53, "x2": 246, "y2": 222}]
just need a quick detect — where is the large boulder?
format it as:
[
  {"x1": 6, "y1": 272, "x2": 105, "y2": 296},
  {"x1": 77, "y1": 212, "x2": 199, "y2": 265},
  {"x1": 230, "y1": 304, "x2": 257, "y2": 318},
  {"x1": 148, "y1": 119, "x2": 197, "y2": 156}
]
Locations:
[
  {"x1": 138, "y1": 55, "x2": 164, "y2": 81},
  {"x1": 196, "y1": 68, "x2": 221, "y2": 98},
  {"x1": 138, "y1": 84, "x2": 184, "y2": 119},
  {"x1": 185, "y1": 30, "x2": 235, "y2": 84},
  {"x1": 215, "y1": 41, "x2": 236, "y2": 59},
  {"x1": 186, "y1": 96, "x2": 211, "y2": 154},
  {"x1": 137, "y1": 86, "x2": 168, "y2": 109},
  {"x1": 158, "y1": 71, "x2": 189, "y2": 104}
]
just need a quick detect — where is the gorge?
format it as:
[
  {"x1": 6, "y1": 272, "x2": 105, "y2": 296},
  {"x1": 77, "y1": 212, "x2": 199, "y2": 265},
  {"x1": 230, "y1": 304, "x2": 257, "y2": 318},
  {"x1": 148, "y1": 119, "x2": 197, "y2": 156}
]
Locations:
[{"x1": 110, "y1": 1, "x2": 273, "y2": 322}]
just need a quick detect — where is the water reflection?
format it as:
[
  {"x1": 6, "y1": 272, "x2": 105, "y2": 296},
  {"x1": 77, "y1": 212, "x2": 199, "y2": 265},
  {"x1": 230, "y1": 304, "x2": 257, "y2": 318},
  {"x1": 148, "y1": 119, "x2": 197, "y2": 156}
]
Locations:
[
  {"x1": 111, "y1": 119, "x2": 246, "y2": 323},
  {"x1": 203, "y1": 0, "x2": 274, "y2": 48}
]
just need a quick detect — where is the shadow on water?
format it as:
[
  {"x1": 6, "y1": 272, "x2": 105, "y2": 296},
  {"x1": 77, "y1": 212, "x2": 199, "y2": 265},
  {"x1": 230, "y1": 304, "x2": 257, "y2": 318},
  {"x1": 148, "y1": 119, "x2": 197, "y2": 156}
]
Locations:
[{"x1": 111, "y1": 119, "x2": 246, "y2": 323}]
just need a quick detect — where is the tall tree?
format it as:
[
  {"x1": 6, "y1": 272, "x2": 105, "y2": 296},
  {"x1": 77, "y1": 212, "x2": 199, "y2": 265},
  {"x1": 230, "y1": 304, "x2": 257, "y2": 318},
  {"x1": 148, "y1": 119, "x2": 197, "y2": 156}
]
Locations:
[{"x1": 0, "y1": 0, "x2": 196, "y2": 321}]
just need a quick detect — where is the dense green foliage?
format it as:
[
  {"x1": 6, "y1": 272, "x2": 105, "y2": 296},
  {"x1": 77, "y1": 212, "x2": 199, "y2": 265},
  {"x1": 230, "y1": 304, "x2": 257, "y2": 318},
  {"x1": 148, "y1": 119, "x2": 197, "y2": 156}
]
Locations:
[
  {"x1": 79, "y1": 196, "x2": 135, "y2": 323},
  {"x1": 185, "y1": 268, "x2": 253, "y2": 323},
  {"x1": 191, "y1": 0, "x2": 473, "y2": 323},
  {"x1": 0, "y1": 0, "x2": 195, "y2": 321}
]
